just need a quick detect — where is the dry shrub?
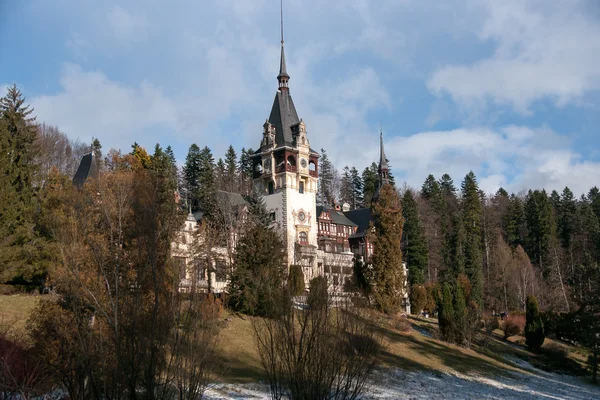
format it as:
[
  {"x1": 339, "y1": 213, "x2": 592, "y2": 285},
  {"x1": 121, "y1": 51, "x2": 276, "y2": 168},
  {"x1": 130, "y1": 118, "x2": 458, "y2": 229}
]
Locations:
[
  {"x1": 393, "y1": 314, "x2": 412, "y2": 332},
  {"x1": 0, "y1": 326, "x2": 49, "y2": 398},
  {"x1": 481, "y1": 315, "x2": 500, "y2": 346},
  {"x1": 501, "y1": 314, "x2": 525, "y2": 340},
  {"x1": 253, "y1": 280, "x2": 385, "y2": 400}
]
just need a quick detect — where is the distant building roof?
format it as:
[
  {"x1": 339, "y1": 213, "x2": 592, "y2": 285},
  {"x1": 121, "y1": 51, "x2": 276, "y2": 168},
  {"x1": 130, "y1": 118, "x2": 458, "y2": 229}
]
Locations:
[
  {"x1": 344, "y1": 207, "x2": 374, "y2": 238},
  {"x1": 316, "y1": 206, "x2": 358, "y2": 227},
  {"x1": 72, "y1": 152, "x2": 98, "y2": 188}
]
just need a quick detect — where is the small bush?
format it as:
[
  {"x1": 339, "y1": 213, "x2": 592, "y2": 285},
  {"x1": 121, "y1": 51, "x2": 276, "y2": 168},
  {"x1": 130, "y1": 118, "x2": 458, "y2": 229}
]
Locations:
[
  {"x1": 393, "y1": 315, "x2": 412, "y2": 332},
  {"x1": 410, "y1": 285, "x2": 427, "y2": 315},
  {"x1": 482, "y1": 314, "x2": 499, "y2": 346},
  {"x1": 288, "y1": 265, "x2": 305, "y2": 296},
  {"x1": 501, "y1": 314, "x2": 526, "y2": 340}
]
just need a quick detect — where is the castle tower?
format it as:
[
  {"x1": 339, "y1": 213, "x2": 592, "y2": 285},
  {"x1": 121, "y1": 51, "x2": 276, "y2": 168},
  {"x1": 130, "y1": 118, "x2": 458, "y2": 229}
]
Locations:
[{"x1": 251, "y1": 2, "x2": 320, "y2": 273}]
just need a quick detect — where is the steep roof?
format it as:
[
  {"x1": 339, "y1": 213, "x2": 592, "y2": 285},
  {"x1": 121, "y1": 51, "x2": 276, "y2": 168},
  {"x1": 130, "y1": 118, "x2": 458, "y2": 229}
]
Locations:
[
  {"x1": 73, "y1": 152, "x2": 98, "y2": 189},
  {"x1": 317, "y1": 206, "x2": 358, "y2": 227},
  {"x1": 344, "y1": 207, "x2": 374, "y2": 238},
  {"x1": 268, "y1": 91, "x2": 300, "y2": 148}
]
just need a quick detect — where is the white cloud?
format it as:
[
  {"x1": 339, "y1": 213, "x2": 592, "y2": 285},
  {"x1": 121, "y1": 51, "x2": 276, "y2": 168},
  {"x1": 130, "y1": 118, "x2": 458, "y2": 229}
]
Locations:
[
  {"x1": 428, "y1": 0, "x2": 600, "y2": 113},
  {"x1": 32, "y1": 64, "x2": 177, "y2": 151},
  {"x1": 107, "y1": 6, "x2": 148, "y2": 43}
]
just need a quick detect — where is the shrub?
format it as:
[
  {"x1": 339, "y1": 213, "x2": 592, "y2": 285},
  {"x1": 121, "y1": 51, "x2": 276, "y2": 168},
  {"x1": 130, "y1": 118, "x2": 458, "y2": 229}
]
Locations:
[
  {"x1": 410, "y1": 284, "x2": 427, "y2": 315},
  {"x1": 288, "y1": 265, "x2": 305, "y2": 296},
  {"x1": 393, "y1": 315, "x2": 412, "y2": 332},
  {"x1": 525, "y1": 295, "x2": 545, "y2": 352},
  {"x1": 501, "y1": 314, "x2": 526, "y2": 340}
]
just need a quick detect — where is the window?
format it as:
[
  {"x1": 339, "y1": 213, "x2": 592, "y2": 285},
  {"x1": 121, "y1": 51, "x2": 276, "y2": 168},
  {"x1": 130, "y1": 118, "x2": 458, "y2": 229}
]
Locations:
[
  {"x1": 270, "y1": 212, "x2": 276, "y2": 222},
  {"x1": 299, "y1": 180, "x2": 304, "y2": 194},
  {"x1": 268, "y1": 181, "x2": 274, "y2": 194},
  {"x1": 299, "y1": 231, "x2": 308, "y2": 244},
  {"x1": 215, "y1": 259, "x2": 227, "y2": 282}
]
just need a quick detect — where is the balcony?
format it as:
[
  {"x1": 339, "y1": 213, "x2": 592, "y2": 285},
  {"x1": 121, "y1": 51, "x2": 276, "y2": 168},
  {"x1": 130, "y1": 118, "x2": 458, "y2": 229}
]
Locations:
[
  {"x1": 276, "y1": 164, "x2": 297, "y2": 173},
  {"x1": 309, "y1": 170, "x2": 318, "y2": 178}
]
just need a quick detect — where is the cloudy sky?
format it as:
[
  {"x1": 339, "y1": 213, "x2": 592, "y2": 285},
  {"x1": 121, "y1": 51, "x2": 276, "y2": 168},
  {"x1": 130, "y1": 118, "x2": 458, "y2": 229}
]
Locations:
[{"x1": 2, "y1": 0, "x2": 600, "y2": 195}]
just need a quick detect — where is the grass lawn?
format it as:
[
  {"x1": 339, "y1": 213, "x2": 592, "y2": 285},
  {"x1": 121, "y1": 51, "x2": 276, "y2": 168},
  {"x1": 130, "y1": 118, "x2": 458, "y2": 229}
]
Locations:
[
  {"x1": 0, "y1": 294, "x2": 590, "y2": 384},
  {"x1": 0, "y1": 293, "x2": 40, "y2": 341}
]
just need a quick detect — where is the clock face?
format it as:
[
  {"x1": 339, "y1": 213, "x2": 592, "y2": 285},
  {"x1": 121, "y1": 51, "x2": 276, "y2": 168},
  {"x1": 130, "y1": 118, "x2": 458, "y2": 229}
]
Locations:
[
  {"x1": 264, "y1": 158, "x2": 271, "y2": 168},
  {"x1": 298, "y1": 211, "x2": 306, "y2": 222},
  {"x1": 300, "y1": 158, "x2": 308, "y2": 168}
]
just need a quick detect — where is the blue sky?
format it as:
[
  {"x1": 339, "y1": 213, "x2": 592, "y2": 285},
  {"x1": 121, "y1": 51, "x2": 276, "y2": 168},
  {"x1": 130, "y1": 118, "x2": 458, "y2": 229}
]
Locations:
[{"x1": 1, "y1": 0, "x2": 600, "y2": 195}]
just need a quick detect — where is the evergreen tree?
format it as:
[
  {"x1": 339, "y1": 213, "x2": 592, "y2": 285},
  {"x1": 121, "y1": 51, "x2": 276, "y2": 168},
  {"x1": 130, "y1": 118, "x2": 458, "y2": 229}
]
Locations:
[
  {"x1": 525, "y1": 295, "x2": 545, "y2": 352},
  {"x1": 224, "y1": 145, "x2": 238, "y2": 193},
  {"x1": 438, "y1": 283, "x2": 455, "y2": 341},
  {"x1": 588, "y1": 186, "x2": 600, "y2": 222},
  {"x1": 0, "y1": 85, "x2": 49, "y2": 284},
  {"x1": 216, "y1": 158, "x2": 226, "y2": 191},
  {"x1": 198, "y1": 146, "x2": 218, "y2": 220},
  {"x1": 460, "y1": 171, "x2": 484, "y2": 307},
  {"x1": 339, "y1": 166, "x2": 353, "y2": 207},
  {"x1": 130, "y1": 142, "x2": 151, "y2": 168},
  {"x1": 525, "y1": 190, "x2": 556, "y2": 272},
  {"x1": 401, "y1": 188, "x2": 428, "y2": 285},
  {"x1": 504, "y1": 194, "x2": 526, "y2": 248},
  {"x1": 385, "y1": 157, "x2": 396, "y2": 187},
  {"x1": 183, "y1": 144, "x2": 202, "y2": 209},
  {"x1": 228, "y1": 191, "x2": 285, "y2": 317},
  {"x1": 350, "y1": 166, "x2": 364, "y2": 209},
  {"x1": 439, "y1": 173, "x2": 456, "y2": 197},
  {"x1": 558, "y1": 186, "x2": 576, "y2": 250},
  {"x1": 317, "y1": 148, "x2": 335, "y2": 205},
  {"x1": 238, "y1": 147, "x2": 254, "y2": 195},
  {"x1": 368, "y1": 184, "x2": 405, "y2": 314},
  {"x1": 362, "y1": 162, "x2": 379, "y2": 206}
]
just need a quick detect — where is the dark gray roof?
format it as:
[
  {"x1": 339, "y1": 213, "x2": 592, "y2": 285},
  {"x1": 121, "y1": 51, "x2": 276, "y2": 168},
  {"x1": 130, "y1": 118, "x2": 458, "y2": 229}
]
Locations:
[
  {"x1": 278, "y1": 44, "x2": 289, "y2": 80},
  {"x1": 317, "y1": 206, "x2": 358, "y2": 227},
  {"x1": 268, "y1": 91, "x2": 300, "y2": 147},
  {"x1": 378, "y1": 129, "x2": 389, "y2": 173},
  {"x1": 73, "y1": 152, "x2": 98, "y2": 189},
  {"x1": 344, "y1": 208, "x2": 374, "y2": 238},
  {"x1": 216, "y1": 190, "x2": 247, "y2": 208}
]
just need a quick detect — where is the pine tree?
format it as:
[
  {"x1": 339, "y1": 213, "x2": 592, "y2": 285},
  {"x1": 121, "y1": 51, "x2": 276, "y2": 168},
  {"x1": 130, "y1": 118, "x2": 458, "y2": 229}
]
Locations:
[
  {"x1": 504, "y1": 194, "x2": 526, "y2": 248},
  {"x1": 350, "y1": 166, "x2": 364, "y2": 209},
  {"x1": 460, "y1": 171, "x2": 484, "y2": 307},
  {"x1": 238, "y1": 147, "x2": 254, "y2": 195},
  {"x1": 525, "y1": 190, "x2": 556, "y2": 272},
  {"x1": 402, "y1": 188, "x2": 428, "y2": 285},
  {"x1": 439, "y1": 173, "x2": 456, "y2": 197},
  {"x1": 339, "y1": 166, "x2": 353, "y2": 207},
  {"x1": 183, "y1": 144, "x2": 202, "y2": 210},
  {"x1": 317, "y1": 148, "x2": 334, "y2": 205},
  {"x1": 362, "y1": 162, "x2": 379, "y2": 206},
  {"x1": 525, "y1": 295, "x2": 545, "y2": 352},
  {"x1": 558, "y1": 186, "x2": 576, "y2": 250},
  {"x1": 228, "y1": 191, "x2": 285, "y2": 317},
  {"x1": 198, "y1": 146, "x2": 218, "y2": 220},
  {"x1": 216, "y1": 158, "x2": 226, "y2": 191},
  {"x1": 224, "y1": 145, "x2": 238, "y2": 193},
  {"x1": 0, "y1": 85, "x2": 49, "y2": 284},
  {"x1": 369, "y1": 184, "x2": 405, "y2": 314}
]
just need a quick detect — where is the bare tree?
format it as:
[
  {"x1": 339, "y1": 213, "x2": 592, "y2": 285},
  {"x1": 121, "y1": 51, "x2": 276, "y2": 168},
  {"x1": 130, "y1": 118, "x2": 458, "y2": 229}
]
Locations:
[{"x1": 253, "y1": 279, "x2": 384, "y2": 400}]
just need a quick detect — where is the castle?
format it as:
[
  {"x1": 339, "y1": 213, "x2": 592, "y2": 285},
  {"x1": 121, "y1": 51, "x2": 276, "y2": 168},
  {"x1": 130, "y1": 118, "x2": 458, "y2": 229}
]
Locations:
[
  {"x1": 74, "y1": 14, "x2": 409, "y2": 312},
  {"x1": 172, "y1": 23, "x2": 409, "y2": 312}
]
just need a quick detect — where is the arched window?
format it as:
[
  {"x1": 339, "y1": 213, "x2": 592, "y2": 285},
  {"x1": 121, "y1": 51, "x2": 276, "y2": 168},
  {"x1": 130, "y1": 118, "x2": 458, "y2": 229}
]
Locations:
[
  {"x1": 268, "y1": 181, "x2": 274, "y2": 194},
  {"x1": 299, "y1": 231, "x2": 308, "y2": 244},
  {"x1": 287, "y1": 155, "x2": 296, "y2": 166}
]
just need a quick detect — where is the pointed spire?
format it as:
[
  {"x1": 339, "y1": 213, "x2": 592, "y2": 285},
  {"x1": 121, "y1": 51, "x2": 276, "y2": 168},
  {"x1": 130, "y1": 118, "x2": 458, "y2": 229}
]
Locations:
[
  {"x1": 277, "y1": 0, "x2": 290, "y2": 90},
  {"x1": 378, "y1": 128, "x2": 390, "y2": 189},
  {"x1": 378, "y1": 128, "x2": 389, "y2": 174}
]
